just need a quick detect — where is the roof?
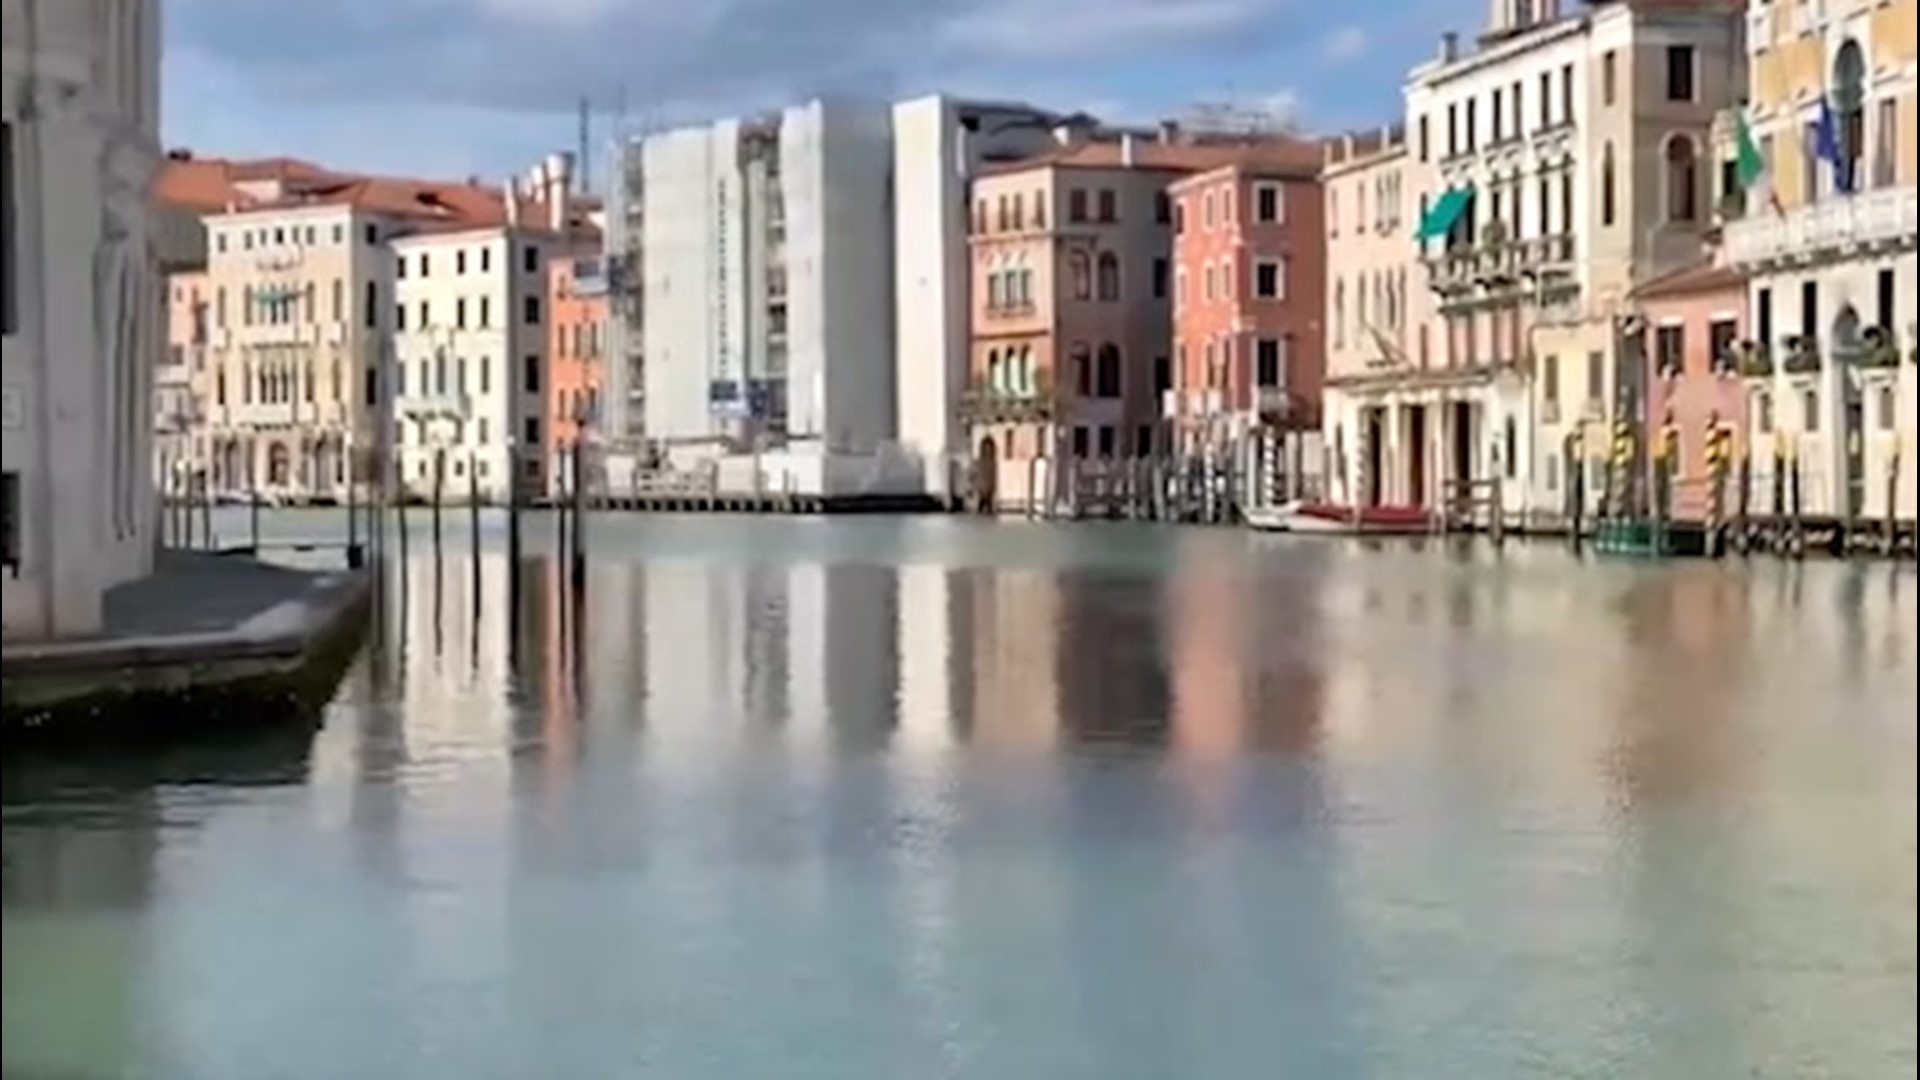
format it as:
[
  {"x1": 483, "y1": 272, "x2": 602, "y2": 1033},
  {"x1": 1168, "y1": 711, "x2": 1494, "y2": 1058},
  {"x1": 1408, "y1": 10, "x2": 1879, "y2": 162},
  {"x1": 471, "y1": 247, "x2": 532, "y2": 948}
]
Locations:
[
  {"x1": 978, "y1": 135, "x2": 1325, "y2": 180},
  {"x1": 1632, "y1": 258, "x2": 1745, "y2": 300},
  {"x1": 154, "y1": 151, "x2": 599, "y2": 238}
]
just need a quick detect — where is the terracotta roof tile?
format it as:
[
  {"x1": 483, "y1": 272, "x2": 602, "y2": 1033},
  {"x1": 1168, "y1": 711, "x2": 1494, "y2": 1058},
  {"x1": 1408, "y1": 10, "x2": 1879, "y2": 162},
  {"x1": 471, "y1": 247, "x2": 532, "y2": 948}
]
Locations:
[{"x1": 1633, "y1": 258, "x2": 1745, "y2": 300}]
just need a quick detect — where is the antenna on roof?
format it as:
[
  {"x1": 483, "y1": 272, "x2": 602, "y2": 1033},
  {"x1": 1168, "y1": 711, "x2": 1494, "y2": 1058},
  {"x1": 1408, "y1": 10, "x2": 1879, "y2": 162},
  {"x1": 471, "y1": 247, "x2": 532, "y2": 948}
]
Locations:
[{"x1": 577, "y1": 96, "x2": 591, "y2": 195}]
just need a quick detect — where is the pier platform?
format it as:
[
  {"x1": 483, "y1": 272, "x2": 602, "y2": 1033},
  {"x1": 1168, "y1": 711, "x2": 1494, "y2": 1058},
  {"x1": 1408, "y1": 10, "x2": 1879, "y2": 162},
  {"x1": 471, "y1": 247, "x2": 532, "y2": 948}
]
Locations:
[{"x1": 2, "y1": 551, "x2": 373, "y2": 740}]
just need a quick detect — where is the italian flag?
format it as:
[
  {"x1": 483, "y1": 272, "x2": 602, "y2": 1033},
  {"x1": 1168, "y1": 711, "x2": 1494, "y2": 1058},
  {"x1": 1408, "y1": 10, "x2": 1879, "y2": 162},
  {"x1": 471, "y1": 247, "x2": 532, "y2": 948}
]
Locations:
[{"x1": 1734, "y1": 110, "x2": 1784, "y2": 216}]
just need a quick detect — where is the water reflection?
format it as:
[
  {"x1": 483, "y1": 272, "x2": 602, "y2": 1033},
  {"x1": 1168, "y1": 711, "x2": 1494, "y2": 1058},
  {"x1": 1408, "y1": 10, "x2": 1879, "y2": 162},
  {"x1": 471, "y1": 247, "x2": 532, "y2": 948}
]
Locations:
[{"x1": 3, "y1": 514, "x2": 1915, "y2": 1079}]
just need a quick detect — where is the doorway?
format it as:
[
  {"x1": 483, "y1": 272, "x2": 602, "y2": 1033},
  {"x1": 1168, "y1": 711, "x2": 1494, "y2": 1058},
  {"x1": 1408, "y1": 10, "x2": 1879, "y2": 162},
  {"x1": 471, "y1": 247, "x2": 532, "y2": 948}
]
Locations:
[
  {"x1": 973, "y1": 434, "x2": 999, "y2": 514},
  {"x1": 1450, "y1": 401, "x2": 1474, "y2": 486},
  {"x1": 1363, "y1": 407, "x2": 1386, "y2": 507},
  {"x1": 1407, "y1": 406, "x2": 1429, "y2": 508}
]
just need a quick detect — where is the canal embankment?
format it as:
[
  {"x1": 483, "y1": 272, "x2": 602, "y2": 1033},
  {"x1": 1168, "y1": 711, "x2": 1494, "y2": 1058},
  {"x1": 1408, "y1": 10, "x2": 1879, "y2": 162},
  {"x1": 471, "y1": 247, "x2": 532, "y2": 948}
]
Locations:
[{"x1": 1, "y1": 550, "x2": 372, "y2": 740}]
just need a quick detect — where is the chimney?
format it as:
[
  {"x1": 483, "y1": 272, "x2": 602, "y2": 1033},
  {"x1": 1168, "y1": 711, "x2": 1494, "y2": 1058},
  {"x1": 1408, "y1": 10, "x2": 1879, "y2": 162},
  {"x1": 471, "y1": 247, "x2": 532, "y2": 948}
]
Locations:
[
  {"x1": 505, "y1": 178, "x2": 520, "y2": 227},
  {"x1": 1121, "y1": 133, "x2": 1136, "y2": 168},
  {"x1": 1157, "y1": 120, "x2": 1181, "y2": 145},
  {"x1": 545, "y1": 151, "x2": 573, "y2": 231},
  {"x1": 1441, "y1": 31, "x2": 1460, "y2": 62}
]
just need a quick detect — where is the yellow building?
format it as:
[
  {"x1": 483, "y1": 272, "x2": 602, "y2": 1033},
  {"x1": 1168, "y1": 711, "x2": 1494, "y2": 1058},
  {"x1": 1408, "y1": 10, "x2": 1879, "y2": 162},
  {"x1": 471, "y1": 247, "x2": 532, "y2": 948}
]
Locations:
[{"x1": 1724, "y1": 0, "x2": 1917, "y2": 522}]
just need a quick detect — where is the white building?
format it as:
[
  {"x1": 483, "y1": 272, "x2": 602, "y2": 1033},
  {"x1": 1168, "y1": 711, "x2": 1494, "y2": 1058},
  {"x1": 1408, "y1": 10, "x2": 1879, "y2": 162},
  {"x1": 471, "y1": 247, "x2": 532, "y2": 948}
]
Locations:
[
  {"x1": 2, "y1": 0, "x2": 163, "y2": 640},
  {"x1": 389, "y1": 154, "x2": 590, "y2": 503},
  {"x1": 639, "y1": 100, "x2": 907, "y2": 494},
  {"x1": 1723, "y1": 0, "x2": 1918, "y2": 523},
  {"x1": 892, "y1": 95, "x2": 1063, "y2": 497},
  {"x1": 1328, "y1": 0, "x2": 1742, "y2": 522}
]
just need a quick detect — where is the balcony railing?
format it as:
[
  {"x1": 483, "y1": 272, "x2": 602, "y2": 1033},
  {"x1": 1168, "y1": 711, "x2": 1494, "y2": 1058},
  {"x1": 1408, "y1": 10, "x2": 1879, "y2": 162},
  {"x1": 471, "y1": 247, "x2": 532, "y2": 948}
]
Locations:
[
  {"x1": 1856, "y1": 327, "x2": 1902, "y2": 370},
  {"x1": 1737, "y1": 342, "x2": 1773, "y2": 378},
  {"x1": 398, "y1": 391, "x2": 472, "y2": 418},
  {"x1": 1724, "y1": 185, "x2": 1918, "y2": 267},
  {"x1": 1426, "y1": 232, "x2": 1575, "y2": 293},
  {"x1": 961, "y1": 369, "x2": 1053, "y2": 422}
]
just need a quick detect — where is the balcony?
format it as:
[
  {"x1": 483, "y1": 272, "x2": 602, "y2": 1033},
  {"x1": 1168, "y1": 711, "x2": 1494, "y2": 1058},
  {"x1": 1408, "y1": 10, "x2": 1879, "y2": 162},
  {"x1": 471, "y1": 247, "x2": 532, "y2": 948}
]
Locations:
[
  {"x1": 1253, "y1": 385, "x2": 1294, "y2": 418},
  {"x1": 1735, "y1": 341, "x2": 1773, "y2": 378},
  {"x1": 1425, "y1": 231, "x2": 1575, "y2": 297},
  {"x1": 961, "y1": 369, "x2": 1053, "y2": 423},
  {"x1": 397, "y1": 391, "x2": 471, "y2": 418},
  {"x1": 1780, "y1": 335, "x2": 1822, "y2": 376},
  {"x1": 1855, "y1": 326, "x2": 1902, "y2": 370},
  {"x1": 1723, "y1": 186, "x2": 1918, "y2": 268}
]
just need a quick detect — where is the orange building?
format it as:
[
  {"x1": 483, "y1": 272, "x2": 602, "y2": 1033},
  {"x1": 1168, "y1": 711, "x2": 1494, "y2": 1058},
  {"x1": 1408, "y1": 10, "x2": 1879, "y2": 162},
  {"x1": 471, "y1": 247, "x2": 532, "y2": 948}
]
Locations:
[
  {"x1": 545, "y1": 253, "x2": 608, "y2": 495},
  {"x1": 1632, "y1": 260, "x2": 1747, "y2": 523},
  {"x1": 1168, "y1": 154, "x2": 1325, "y2": 455}
]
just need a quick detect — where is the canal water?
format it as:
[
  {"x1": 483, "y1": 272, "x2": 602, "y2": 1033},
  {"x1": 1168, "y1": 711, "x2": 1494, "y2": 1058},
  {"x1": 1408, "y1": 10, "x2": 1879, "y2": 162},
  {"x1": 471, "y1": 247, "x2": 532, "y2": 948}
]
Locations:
[{"x1": 4, "y1": 514, "x2": 1915, "y2": 1079}]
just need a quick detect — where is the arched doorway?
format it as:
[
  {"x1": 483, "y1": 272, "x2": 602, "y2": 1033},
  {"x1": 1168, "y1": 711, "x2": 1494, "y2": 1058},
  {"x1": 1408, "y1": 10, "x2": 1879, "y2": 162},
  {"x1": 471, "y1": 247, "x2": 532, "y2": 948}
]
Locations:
[
  {"x1": 267, "y1": 443, "x2": 291, "y2": 489},
  {"x1": 1833, "y1": 40, "x2": 1866, "y2": 192},
  {"x1": 973, "y1": 434, "x2": 999, "y2": 514}
]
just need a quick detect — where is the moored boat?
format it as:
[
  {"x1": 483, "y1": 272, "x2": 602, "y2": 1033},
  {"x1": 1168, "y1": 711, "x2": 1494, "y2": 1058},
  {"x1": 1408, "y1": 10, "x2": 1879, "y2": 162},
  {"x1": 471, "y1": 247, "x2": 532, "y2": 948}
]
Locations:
[{"x1": 1246, "y1": 502, "x2": 1434, "y2": 536}]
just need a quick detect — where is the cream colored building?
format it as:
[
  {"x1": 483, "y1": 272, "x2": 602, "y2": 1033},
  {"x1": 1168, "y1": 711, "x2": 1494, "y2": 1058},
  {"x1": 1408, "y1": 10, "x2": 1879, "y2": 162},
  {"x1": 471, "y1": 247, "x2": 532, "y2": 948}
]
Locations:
[
  {"x1": 1724, "y1": 0, "x2": 1917, "y2": 523},
  {"x1": 1340, "y1": 0, "x2": 1744, "y2": 521},
  {"x1": 2, "y1": 0, "x2": 162, "y2": 639},
  {"x1": 389, "y1": 153, "x2": 596, "y2": 503}
]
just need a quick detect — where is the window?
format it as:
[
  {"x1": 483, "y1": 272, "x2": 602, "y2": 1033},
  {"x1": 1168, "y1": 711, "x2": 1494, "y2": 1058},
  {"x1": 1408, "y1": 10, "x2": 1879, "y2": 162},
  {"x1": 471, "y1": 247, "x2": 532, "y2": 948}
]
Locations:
[
  {"x1": 1493, "y1": 87, "x2": 1505, "y2": 142},
  {"x1": 1538, "y1": 71, "x2": 1552, "y2": 130},
  {"x1": 524, "y1": 296, "x2": 541, "y2": 325},
  {"x1": 1333, "y1": 280, "x2": 1346, "y2": 347},
  {"x1": 1096, "y1": 253, "x2": 1121, "y2": 301},
  {"x1": 1602, "y1": 51, "x2": 1617, "y2": 106},
  {"x1": 1095, "y1": 344, "x2": 1122, "y2": 397},
  {"x1": 1880, "y1": 386, "x2": 1898, "y2": 431},
  {"x1": 1097, "y1": 189, "x2": 1117, "y2": 223},
  {"x1": 364, "y1": 282, "x2": 378, "y2": 328},
  {"x1": 1587, "y1": 350, "x2": 1604, "y2": 402},
  {"x1": 395, "y1": 304, "x2": 407, "y2": 331},
  {"x1": 479, "y1": 418, "x2": 490, "y2": 445},
  {"x1": 481, "y1": 247, "x2": 492, "y2": 273},
  {"x1": 1329, "y1": 189, "x2": 1340, "y2": 236},
  {"x1": 1447, "y1": 104, "x2": 1459, "y2": 157},
  {"x1": 1418, "y1": 115, "x2": 1429, "y2": 162},
  {"x1": 418, "y1": 300, "x2": 429, "y2": 328},
  {"x1": 1068, "y1": 189, "x2": 1088, "y2": 223},
  {"x1": 332, "y1": 224, "x2": 344, "y2": 244},
  {"x1": 420, "y1": 253, "x2": 431, "y2": 278},
  {"x1": 523, "y1": 354, "x2": 540, "y2": 394},
  {"x1": 1254, "y1": 258, "x2": 1285, "y2": 300},
  {"x1": 1802, "y1": 389, "x2": 1819, "y2": 433},
  {"x1": 1710, "y1": 319, "x2": 1738, "y2": 371},
  {"x1": 1254, "y1": 183, "x2": 1283, "y2": 223},
  {"x1": 456, "y1": 250, "x2": 467, "y2": 275},
  {"x1": 330, "y1": 278, "x2": 343, "y2": 321},
  {"x1": 1802, "y1": 121, "x2": 1820, "y2": 200},
  {"x1": 1874, "y1": 99, "x2": 1898, "y2": 188},
  {"x1": 1537, "y1": 176, "x2": 1551, "y2": 237},
  {"x1": 216, "y1": 287, "x2": 228, "y2": 328},
  {"x1": 1096, "y1": 426, "x2": 1115, "y2": 458},
  {"x1": 1465, "y1": 99, "x2": 1478, "y2": 152},
  {"x1": 1504, "y1": 417, "x2": 1518, "y2": 479},
  {"x1": 1561, "y1": 63, "x2": 1574, "y2": 125},
  {"x1": 1256, "y1": 338, "x2": 1283, "y2": 387},
  {"x1": 456, "y1": 298, "x2": 467, "y2": 329},
  {"x1": 1071, "y1": 426, "x2": 1089, "y2": 457},
  {"x1": 1543, "y1": 354, "x2": 1560, "y2": 405},
  {"x1": 1070, "y1": 344, "x2": 1092, "y2": 396},
  {"x1": 1, "y1": 122, "x2": 13, "y2": 336},
  {"x1": 1152, "y1": 257, "x2": 1169, "y2": 299},
  {"x1": 1174, "y1": 199, "x2": 1187, "y2": 234},
  {"x1": 1665, "y1": 45, "x2": 1695, "y2": 102},
  {"x1": 1665, "y1": 136, "x2": 1699, "y2": 221},
  {"x1": 1800, "y1": 279, "x2": 1818, "y2": 341},
  {"x1": 1203, "y1": 191, "x2": 1217, "y2": 229},
  {"x1": 1877, "y1": 269, "x2": 1895, "y2": 332},
  {"x1": 1601, "y1": 142, "x2": 1617, "y2": 226},
  {"x1": 523, "y1": 246, "x2": 539, "y2": 273},
  {"x1": 1136, "y1": 425, "x2": 1153, "y2": 457},
  {"x1": 1154, "y1": 354, "x2": 1172, "y2": 393},
  {"x1": 1069, "y1": 251, "x2": 1092, "y2": 300},
  {"x1": 363, "y1": 366, "x2": 378, "y2": 407},
  {"x1": 1154, "y1": 192, "x2": 1171, "y2": 224},
  {"x1": 525, "y1": 417, "x2": 542, "y2": 447},
  {"x1": 1656, "y1": 324, "x2": 1685, "y2": 375},
  {"x1": 479, "y1": 356, "x2": 491, "y2": 394},
  {"x1": 1755, "y1": 390, "x2": 1773, "y2": 434}
]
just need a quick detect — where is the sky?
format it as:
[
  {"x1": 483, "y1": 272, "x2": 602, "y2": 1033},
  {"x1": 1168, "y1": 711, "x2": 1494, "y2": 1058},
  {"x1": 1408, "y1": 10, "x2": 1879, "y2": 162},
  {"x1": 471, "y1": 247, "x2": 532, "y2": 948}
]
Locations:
[{"x1": 163, "y1": 0, "x2": 1481, "y2": 184}]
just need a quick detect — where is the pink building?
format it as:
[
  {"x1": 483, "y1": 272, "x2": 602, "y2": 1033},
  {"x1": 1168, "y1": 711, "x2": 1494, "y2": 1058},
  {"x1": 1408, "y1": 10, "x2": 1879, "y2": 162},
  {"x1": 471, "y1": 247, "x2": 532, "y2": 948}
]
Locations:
[
  {"x1": 1634, "y1": 260, "x2": 1747, "y2": 522},
  {"x1": 1168, "y1": 154, "x2": 1324, "y2": 455}
]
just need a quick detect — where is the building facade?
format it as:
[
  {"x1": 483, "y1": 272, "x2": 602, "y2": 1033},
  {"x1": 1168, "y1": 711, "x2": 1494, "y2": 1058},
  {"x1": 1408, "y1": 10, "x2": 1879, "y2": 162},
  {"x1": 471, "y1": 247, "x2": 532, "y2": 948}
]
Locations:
[
  {"x1": 389, "y1": 154, "x2": 594, "y2": 503},
  {"x1": 1723, "y1": 0, "x2": 1917, "y2": 523},
  {"x1": 892, "y1": 95, "x2": 1065, "y2": 497},
  {"x1": 1167, "y1": 151, "x2": 1326, "y2": 460},
  {"x1": 1633, "y1": 260, "x2": 1747, "y2": 523},
  {"x1": 1363, "y1": 0, "x2": 1743, "y2": 523},
  {"x1": 640, "y1": 100, "x2": 896, "y2": 487},
  {"x1": 546, "y1": 252, "x2": 609, "y2": 493},
  {"x1": 1319, "y1": 127, "x2": 1439, "y2": 507},
  {"x1": 2, "y1": 0, "x2": 163, "y2": 639}
]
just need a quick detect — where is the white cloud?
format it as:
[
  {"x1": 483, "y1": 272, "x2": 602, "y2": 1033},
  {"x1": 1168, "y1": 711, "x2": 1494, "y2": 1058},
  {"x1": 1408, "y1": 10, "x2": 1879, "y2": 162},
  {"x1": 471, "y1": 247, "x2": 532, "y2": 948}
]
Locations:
[{"x1": 1320, "y1": 24, "x2": 1368, "y2": 64}]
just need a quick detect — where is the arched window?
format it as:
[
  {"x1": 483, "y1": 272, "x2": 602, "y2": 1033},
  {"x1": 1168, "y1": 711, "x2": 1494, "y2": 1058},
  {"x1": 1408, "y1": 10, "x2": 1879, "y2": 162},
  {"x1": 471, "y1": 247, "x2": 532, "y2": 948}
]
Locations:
[
  {"x1": 267, "y1": 443, "x2": 291, "y2": 486},
  {"x1": 987, "y1": 349, "x2": 1003, "y2": 394},
  {"x1": 1070, "y1": 342, "x2": 1092, "y2": 396},
  {"x1": 1017, "y1": 346, "x2": 1035, "y2": 395},
  {"x1": 1096, "y1": 252, "x2": 1121, "y2": 301},
  {"x1": 1664, "y1": 135, "x2": 1699, "y2": 222},
  {"x1": 1096, "y1": 344, "x2": 1122, "y2": 398},
  {"x1": 1601, "y1": 142, "x2": 1617, "y2": 226},
  {"x1": 1069, "y1": 251, "x2": 1092, "y2": 300},
  {"x1": 1834, "y1": 40, "x2": 1866, "y2": 192}
]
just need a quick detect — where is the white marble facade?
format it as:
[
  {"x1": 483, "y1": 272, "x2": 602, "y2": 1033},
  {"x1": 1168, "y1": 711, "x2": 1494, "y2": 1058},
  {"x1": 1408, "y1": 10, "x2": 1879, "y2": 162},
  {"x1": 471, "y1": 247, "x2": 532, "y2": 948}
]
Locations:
[{"x1": 2, "y1": 0, "x2": 163, "y2": 639}]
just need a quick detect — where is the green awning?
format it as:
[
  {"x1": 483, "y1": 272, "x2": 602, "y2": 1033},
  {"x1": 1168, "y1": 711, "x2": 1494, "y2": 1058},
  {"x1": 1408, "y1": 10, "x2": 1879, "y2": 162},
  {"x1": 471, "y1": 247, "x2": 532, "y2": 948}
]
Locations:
[{"x1": 1415, "y1": 187, "x2": 1471, "y2": 242}]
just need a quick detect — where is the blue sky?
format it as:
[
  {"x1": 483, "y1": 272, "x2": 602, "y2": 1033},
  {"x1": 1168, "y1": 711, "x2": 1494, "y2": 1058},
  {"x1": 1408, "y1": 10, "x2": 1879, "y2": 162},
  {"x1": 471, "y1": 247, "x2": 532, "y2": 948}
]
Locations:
[{"x1": 163, "y1": 0, "x2": 1479, "y2": 184}]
